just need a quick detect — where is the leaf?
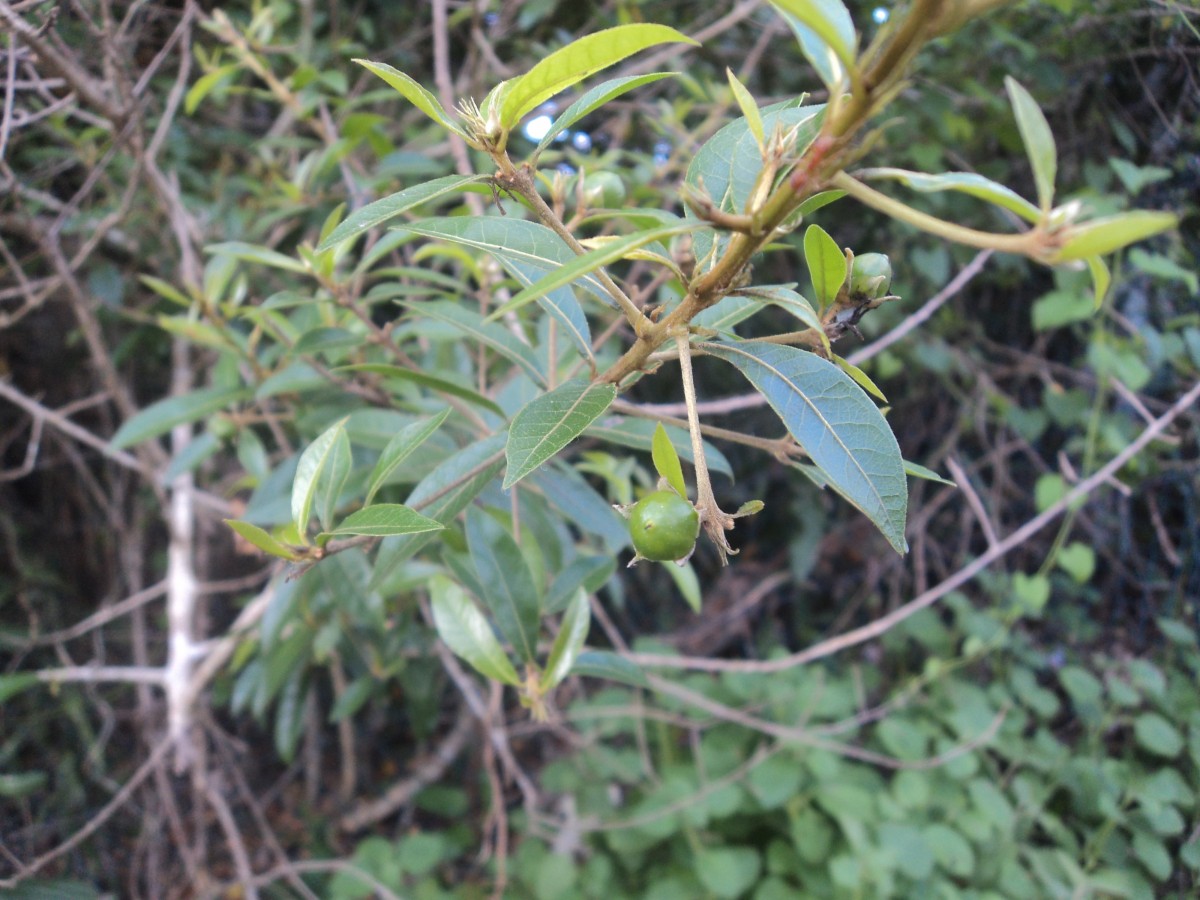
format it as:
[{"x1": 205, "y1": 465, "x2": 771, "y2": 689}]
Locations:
[
  {"x1": 775, "y1": 8, "x2": 846, "y2": 91},
  {"x1": 466, "y1": 507, "x2": 540, "y2": 663},
  {"x1": 571, "y1": 650, "x2": 647, "y2": 687},
  {"x1": 903, "y1": 460, "x2": 956, "y2": 487},
  {"x1": 337, "y1": 365, "x2": 502, "y2": 418},
  {"x1": 726, "y1": 68, "x2": 764, "y2": 151},
  {"x1": 329, "y1": 675, "x2": 375, "y2": 723},
  {"x1": 665, "y1": 560, "x2": 701, "y2": 613},
  {"x1": 354, "y1": 59, "x2": 470, "y2": 138},
  {"x1": 484, "y1": 222, "x2": 700, "y2": 321},
  {"x1": 687, "y1": 101, "x2": 825, "y2": 267},
  {"x1": 543, "y1": 588, "x2": 591, "y2": 689},
  {"x1": 0, "y1": 673, "x2": 40, "y2": 704},
  {"x1": 696, "y1": 846, "x2": 762, "y2": 899},
  {"x1": 834, "y1": 354, "x2": 887, "y2": 403},
  {"x1": 363, "y1": 408, "x2": 453, "y2": 505},
  {"x1": 1054, "y1": 211, "x2": 1177, "y2": 262},
  {"x1": 768, "y1": 0, "x2": 857, "y2": 72},
  {"x1": 855, "y1": 167, "x2": 1042, "y2": 224},
  {"x1": 185, "y1": 63, "x2": 239, "y2": 115},
  {"x1": 701, "y1": 341, "x2": 907, "y2": 553},
  {"x1": 500, "y1": 24, "x2": 697, "y2": 127},
  {"x1": 651, "y1": 422, "x2": 688, "y2": 498},
  {"x1": 544, "y1": 554, "x2": 616, "y2": 615},
  {"x1": 291, "y1": 418, "x2": 349, "y2": 537},
  {"x1": 315, "y1": 427, "x2": 352, "y2": 532},
  {"x1": 1134, "y1": 713, "x2": 1183, "y2": 758},
  {"x1": 402, "y1": 299, "x2": 546, "y2": 387},
  {"x1": 322, "y1": 504, "x2": 444, "y2": 538},
  {"x1": 430, "y1": 575, "x2": 521, "y2": 686},
  {"x1": 317, "y1": 175, "x2": 491, "y2": 252},
  {"x1": 368, "y1": 434, "x2": 506, "y2": 590},
  {"x1": 804, "y1": 224, "x2": 846, "y2": 309},
  {"x1": 204, "y1": 241, "x2": 310, "y2": 274},
  {"x1": 504, "y1": 378, "x2": 617, "y2": 488},
  {"x1": 532, "y1": 72, "x2": 676, "y2": 157},
  {"x1": 111, "y1": 385, "x2": 251, "y2": 449},
  {"x1": 1004, "y1": 76, "x2": 1057, "y2": 211},
  {"x1": 225, "y1": 520, "x2": 301, "y2": 560},
  {"x1": 585, "y1": 417, "x2": 734, "y2": 481}
]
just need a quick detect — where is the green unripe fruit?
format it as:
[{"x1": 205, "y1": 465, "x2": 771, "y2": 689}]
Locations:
[
  {"x1": 629, "y1": 490, "x2": 699, "y2": 562},
  {"x1": 849, "y1": 252, "x2": 892, "y2": 301},
  {"x1": 580, "y1": 171, "x2": 627, "y2": 208}
]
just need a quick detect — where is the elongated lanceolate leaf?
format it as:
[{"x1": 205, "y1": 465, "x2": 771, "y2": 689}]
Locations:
[
  {"x1": 768, "y1": 0, "x2": 857, "y2": 71},
  {"x1": 363, "y1": 408, "x2": 453, "y2": 505},
  {"x1": 224, "y1": 520, "x2": 301, "y2": 561},
  {"x1": 111, "y1": 385, "x2": 251, "y2": 449},
  {"x1": 585, "y1": 417, "x2": 734, "y2": 481},
  {"x1": 533, "y1": 72, "x2": 676, "y2": 157},
  {"x1": 544, "y1": 588, "x2": 591, "y2": 689},
  {"x1": 500, "y1": 24, "x2": 697, "y2": 128},
  {"x1": 317, "y1": 175, "x2": 491, "y2": 252},
  {"x1": 856, "y1": 168, "x2": 1042, "y2": 224},
  {"x1": 736, "y1": 285, "x2": 824, "y2": 334},
  {"x1": 368, "y1": 434, "x2": 506, "y2": 591},
  {"x1": 430, "y1": 575, "x2": 521, "y2": 686},
  {"x1": 315, "y1": 428, "x2": 352, "y2": 532},
  {"x1": 776, "y1": 8, "x2": 845, "y2": 91},
  {"x1": 651, "y1": 422, "x2": 688, "y2": 499},
  {"x1": 322, "y1": 504, "x2": 444, "y2": 538},
  {"x1": 571, "y1": 650, "x2": 647, "y2": 688},
  {"x1": 701, "y1": 341, "x2": 908, "y2": 553},
  {"x1": 355, "y1": 60, "x2": 470, "y2": 138},
  {"x1": 1004, "y1": 77, "x2": 1057, "y2": 212},
  {"x1": 402, "y1": 300, "x2": 546, "y2": 386},
  {"x1": 1053, "y1": 211, "x2": 1178, "y2": 262},
  {"x1": 726, "y1": 68, "x2": 764, "y2": 150},
  {"x1": 466, "y1": 507, "x2": 540, "y2": 663},
  {"x1": 485, "y1": 222, "x2": 700, "y2": 321},
  {"x1": 292, "y1": 418, "x2": 349, "y2": 536},
  {"x1": 338, "y1": 365, "x2": 501, "y2": 418},
  {"x1": 204, "y1": 241, "x2": 310, "y2": 274},
  {"x1": 504, "y1": 378, "x2": 617, "y2": 488},
  {"x1": 804, "y1": 224, "x2": 846, "y2": 309},
  {"x1": 1086, "y1": 256, "x2": 1111, "y2": 310}
]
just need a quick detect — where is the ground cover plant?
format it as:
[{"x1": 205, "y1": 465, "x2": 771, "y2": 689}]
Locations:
[{"x1": 1, "y1": 0, "x2": 1197, "y2": 896}]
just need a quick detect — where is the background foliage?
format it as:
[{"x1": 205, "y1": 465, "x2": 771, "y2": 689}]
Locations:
[{"x1": 1, "y1": 0, "x2": 1197, "y2": 898}]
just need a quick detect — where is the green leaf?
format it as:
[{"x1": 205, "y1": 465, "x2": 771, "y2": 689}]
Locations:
[
  {"x1": 0, "y1": 771, "x2": 48, "y2": 799},
  {"x1": 696, "y1": 846, "x2": 762, "y2": 899},
  {"x1": 834, "y1": 354, "x2": 887, "y2": 403},
  {"x1": 586, "y1": 417, "x2": 734, "y2": 481},
  {"x1": 369, "y1": 435, "x2": 506, "y2": 590},
  {"x1": 1032, "y1": 289, "x2": 1094, "y2": 331},
  {"x1": 322, "y1": 504, "x2": 444, "y2": 538},
  {"x1": 651, "y1": 422, "x2": 688, "y2": 498},
  {"x1": 317, "y1": 175, "x2": 491, "y2": 252},
  {"x1": 735, "y1": 285, "x2": 824, "y2": 335},
  {"x1": 204, "y1": 241, "x2": 310, "y2": 274},
  {"x1": 768, "y1": 0, "x2": 857, "y2": 73},
  {"x1": 328, "y1": 675, "x2": 375, "y2": 723},
  {"x1": 726, "y1": 68, "x2": 764, "y2": 151},
  {"x1": 571, "y1": 650, "x2": 647, "y2": 687},
  {"x1": 111, "y1": 385, "x2": 251, "y2": 449},
  {"x1": 363, "y1": 408, "x2": 453, "y2": 506},
  {"x1": 701, "y1": 341, "x2": 907, "y2": 553},
  {"x1": 139, "y1": 274, "x2": 193, "y2": 307},
  {"x1": 354, "y1": 59, "x2": 470, "y2": 138},
  {"x1": 803, "y1": 224, "x2": 846, "y2": 309},
  {"x1": 430, "y1": 575, "x2": 520, "y2": 686},
  {"x1": 1134, "y1": 713, "x2": 1183, "y2": 758},
  {"x1": 337, "y1": 365, "x2": 502, "y2": 418},
  {"x1": 664, "y1": 560, "x2": 701, "y2": 613},
  {"x1": 1054, "y1": 211, "x2": 1178, "y2": 262},
  {"x1": 856, "y1": 167, "x2": 1042, "y2": 223},
  {"x1": 315, "y1": 428, "x2": 352, "y2": 532},
  {"x1": 687, "y1": 102, "x2": 825, "y2": 267},
  {"x1": 903, "y1": 460, "x2": 956, "y2": 487},
  {"x1": 532, "y1": 72, "x2": 676, "y2": 157},
  {"x1": 466, "y1": 507, "x2": 540, "y2": 663},
  {"x1": 483, "y1": 221, "x2": 700, "y2": 322},
  {"x1": 544, "y1": 555, "x2": 616, "y2": 615},
  {"x1": 1004, "y1": 76, "x2": 1057, "y2": 211},
  {"x1": 1056, "y1": 542, "x2": 1095, "y2": 584},
  {"x1": 402, "y1": 299, "x2": 547, "y2": 387},
  {"x1": 504, "y1": 378, "x2": 617, "y2": 488},
  {"x1": 224, "y1": 520, "x2": 301, "y2": 560},
  {"x1": 291, "y1": 418, "x2": 349, "y2": 537},
  {"x1": 543, "y1": 588, "x2": 591, "y2": 689},
  {"x1": 185, "y1": 63, "x2": 239, "y2": 115},
  {"x1": 403, "y1": 216, "x2": 601, "y2": 359},
  {"x1": 0, "y1": 673, "x2": 40, "y2": 704},
  {"x1": 500, "y1": 24, "x2": 697, "y2": 128}
]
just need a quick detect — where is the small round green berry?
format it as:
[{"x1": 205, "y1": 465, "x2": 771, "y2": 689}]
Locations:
[
  {"x1": 628, "y1": 490, "x2": 699, "y2": 562},
  {"x1": 849, "y1": 253, "x2": 893, "y2": 301},
  {"x1": 580, "y1": 171, "x2": 627, "y2": 209}
]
